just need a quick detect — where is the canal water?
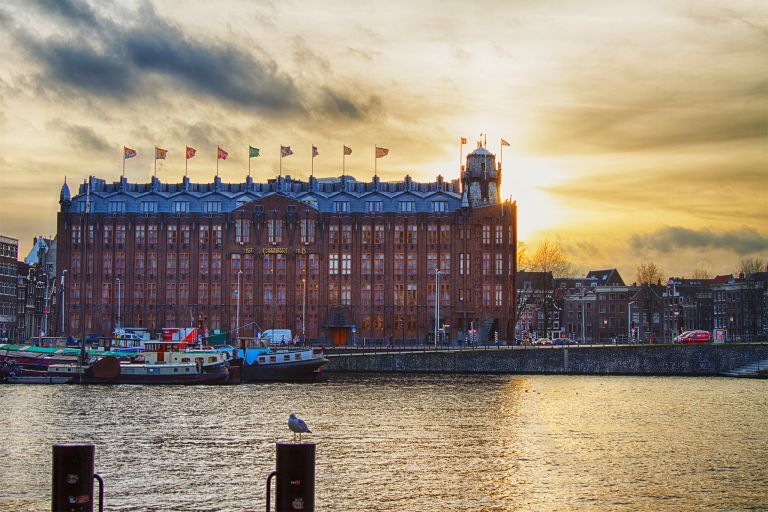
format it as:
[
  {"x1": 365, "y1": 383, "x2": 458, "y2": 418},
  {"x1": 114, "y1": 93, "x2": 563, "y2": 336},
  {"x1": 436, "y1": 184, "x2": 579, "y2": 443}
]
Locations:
[{"x1": 0, "y1": 375, "x2": 766, "y2": 511}]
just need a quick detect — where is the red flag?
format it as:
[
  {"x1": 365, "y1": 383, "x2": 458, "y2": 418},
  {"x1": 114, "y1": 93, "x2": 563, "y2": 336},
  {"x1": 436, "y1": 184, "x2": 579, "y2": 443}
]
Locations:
[
  {"x1": 501, "y1": 138, "x2": 511, "y2": 147},
  {"x1": 217, "y1": 146, "x2": 228, "y2": 160},
  {"x1": 460, "y1": 137, "x2": 467, "y2": 145},
  {"x1": 186, "y1": 146, "x2": 197, "y2": 159},
  {"x1": 123, "y1": 146, "x2": 137, "y2": 159},
  {"x1": 281, "y1": 145, "x2": 293, "y2": 157},
  {"x1": 343, "y1": 145, "x2": 352, "y2": 156},
  {"x1": 375, "y1": 147, "x2": 389, "y2": 158}
]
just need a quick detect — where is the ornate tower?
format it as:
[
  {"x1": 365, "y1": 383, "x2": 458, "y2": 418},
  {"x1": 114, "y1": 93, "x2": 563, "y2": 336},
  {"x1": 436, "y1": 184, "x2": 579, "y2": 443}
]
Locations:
[
  {"x1": 461, "y1": 144, "x2": 501, "y2": 208},
  {"x1": 59, "y1": 177, "x2": 71, "y2": 209}
]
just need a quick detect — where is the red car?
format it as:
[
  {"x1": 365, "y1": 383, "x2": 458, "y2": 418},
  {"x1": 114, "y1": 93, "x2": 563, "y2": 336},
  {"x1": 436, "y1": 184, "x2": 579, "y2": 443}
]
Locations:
[{"x1": 676, "y1": 330, "x2": 711, "y2": 344}]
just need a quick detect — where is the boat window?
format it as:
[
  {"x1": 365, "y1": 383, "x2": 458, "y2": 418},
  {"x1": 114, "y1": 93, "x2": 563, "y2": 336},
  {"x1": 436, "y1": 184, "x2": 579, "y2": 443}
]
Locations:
[
  {"x1": 258, "y1": 357, "x2": 265, "y2": 363},
  {"x1": 269, "y1": 356, "x2": 276, "y2": 362},
  {"x1": 283, "y1": 355, "x2": 290, "y2": 361},
  {"x1": 181, "y1": 358, "x2": 190, "y2": 363},
  {"x1": 208, "y1": 357, "x2": 216, "y2": 363},
  {"x1": 295, "y1": 353, "x2": 302, "y2": 360},
  {"x1": 174, "y1": 368, "x2": 178, "y2": 372}
]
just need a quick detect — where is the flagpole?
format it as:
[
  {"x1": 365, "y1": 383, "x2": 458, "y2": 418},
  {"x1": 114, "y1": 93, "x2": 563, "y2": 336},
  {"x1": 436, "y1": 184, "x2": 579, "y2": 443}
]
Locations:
[
  {"x1": 154, "y1": 153, "x2": 157, "y2": 177},
  {"x1": 342, "y1": 146, "x2": 345, "y2": 177},
  {"x1": 374, "y1": 144, "x2": 377, "y2": 177},
  {"x1": 122, "y1": 149, "x2": 125, "y2": 178},
  {"x1": 311, "y1": 145, "x2": 314, "y2": 178},
  {"x1": 185, "y1": 148, "x2": 188, "y2": 177},
  {"x1": 459, "y1": 139, "x2": 463, "y2": 176},
  {"x1": 248, "y1": 147, "x2": 251, "y2": 177},
  {"x1": 280, "y1": 148, "x2": 282, "y2": 178},
  {"x1": 500, "y1": 138, "x2": 502, "y2": 170},
  {"x1": 216, "y1": 150, "x2": 219, "y2": 177}
]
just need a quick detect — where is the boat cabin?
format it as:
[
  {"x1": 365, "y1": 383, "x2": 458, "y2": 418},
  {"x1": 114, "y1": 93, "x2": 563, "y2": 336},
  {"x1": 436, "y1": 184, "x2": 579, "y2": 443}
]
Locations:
[{"x1": 142, "y1": 342, "x2": 229, "y2": 367}]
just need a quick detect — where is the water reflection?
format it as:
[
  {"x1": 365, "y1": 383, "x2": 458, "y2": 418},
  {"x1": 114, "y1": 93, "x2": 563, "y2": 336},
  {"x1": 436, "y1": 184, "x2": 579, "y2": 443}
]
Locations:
[{"x1": 0, "y1": 375, "x2": 765, "y2": 511}]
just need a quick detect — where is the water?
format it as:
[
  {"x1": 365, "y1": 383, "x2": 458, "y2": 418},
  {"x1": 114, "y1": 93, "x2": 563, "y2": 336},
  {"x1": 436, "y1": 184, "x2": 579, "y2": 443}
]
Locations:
[{"x1": 1, "y1": 375, "x2": 766, "y2": 511}]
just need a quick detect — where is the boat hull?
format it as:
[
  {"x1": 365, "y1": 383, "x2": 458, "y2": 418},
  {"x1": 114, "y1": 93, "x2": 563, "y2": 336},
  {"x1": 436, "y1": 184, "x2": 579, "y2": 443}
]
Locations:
[{"x1": 240, "y1": 357, "x2": 328, "y2": 382}]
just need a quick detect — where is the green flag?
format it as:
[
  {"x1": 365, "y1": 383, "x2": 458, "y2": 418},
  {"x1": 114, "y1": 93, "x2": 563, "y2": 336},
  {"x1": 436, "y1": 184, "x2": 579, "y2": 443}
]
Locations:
[{"x1": 249, "y1": 146, "x2": 260, "y2": 158}]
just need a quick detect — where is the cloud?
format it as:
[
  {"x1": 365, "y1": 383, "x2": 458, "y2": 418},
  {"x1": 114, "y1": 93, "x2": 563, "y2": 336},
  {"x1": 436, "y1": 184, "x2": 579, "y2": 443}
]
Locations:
[
  {"x1": 49, "y1": 120, "x2": 111, "y2": 153},
  {"x1": 630, "y1": 226, "x2": 768, "y2": 254},
  {"x1": 15, "y1": 1, "x2": 301, "y2": 115}
]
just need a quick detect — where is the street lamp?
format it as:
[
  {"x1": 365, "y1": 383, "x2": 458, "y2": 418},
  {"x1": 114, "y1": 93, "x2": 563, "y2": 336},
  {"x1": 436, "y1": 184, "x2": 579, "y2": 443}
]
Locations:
[
  {"x1": 235, "y1": 270, "x2": 242, "y2": 348},
  {"x1": 302, "y1": 276, "x2": 306, "y2": 344},
  {"x1": 627, "y1": 300, "x2": 635, "y2": 342},
  {"x1": 60, "y1": 270, "x2": 68, "y2": 335},
  {"x1": 434, "y1": 268, "x2": 440, "y2": 348},
  {"x1": 116, "y1": 277, "x2": 121, "y2": 331}
]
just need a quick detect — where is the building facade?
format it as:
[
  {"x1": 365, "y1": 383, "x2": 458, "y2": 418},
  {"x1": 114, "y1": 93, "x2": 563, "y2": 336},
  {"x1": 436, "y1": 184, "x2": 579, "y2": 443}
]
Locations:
[
  {"x1": 0, "y1": 236, "x2": 19, "y2": 340},
  {"x1": 56, "y1": 146, "x2": 518, "y2": 344}
]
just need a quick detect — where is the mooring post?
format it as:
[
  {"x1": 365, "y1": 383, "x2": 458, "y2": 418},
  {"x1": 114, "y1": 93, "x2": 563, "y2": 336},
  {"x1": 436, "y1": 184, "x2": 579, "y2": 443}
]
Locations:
[
  {"x1": 51, "y1": 443, "x2": 104, "y2": 512},
  {"x1": 267, "y1": 441, "x2": 315, "y2": 512}
]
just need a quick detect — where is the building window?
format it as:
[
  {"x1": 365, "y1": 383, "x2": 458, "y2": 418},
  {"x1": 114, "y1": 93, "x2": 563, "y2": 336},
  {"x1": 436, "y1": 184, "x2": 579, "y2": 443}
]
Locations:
[
  {"x1": 264, "y1": 255, "x2": 274, "y2": 275},
  {"x1": 428, "y1": 253, "x2": 437, "y2": 274},
  {"x1": 329, "y1": 254, "x2": 339, "y2": 275},
  {"x1": 341, "y1": 284, "x2": 351, "y2": 305},
  {"x1": 483, "y1": 253, "x2": 490, "y2": 275},
  {"x1": 407, "y1": 254, "x2": 417, "y2": 276},
  {"x1": 428, "y1": 225, "x2": 438, "y2": 244},
  {"x1": 361, "y1": 284, "x2": 371, "y2": 306},
  {"x1": 374, "y1": 284, "x2": 384, "y2": 306},
  {"x1": 495, "y1": 284, "x2": 503, "y2": 306},
  {"x1": 309, "y1": 254, "x2": 320, "y2": 276},
  {"x1": 341, "y1": 225, "x2": 352, "y2": 244},
  {"x1": 268, "y1": 220, "x2": 282, "y2": 244},
  {"x1": 407, "y1": 284, "x2": 417, "y2": 306},
  {"x1": 440, "y1": 254, "x2": 450, "y2": 274},
  {"x1": 495, "y1": 254, "x2": 503, "y2": 275},
  {"x1": 374, "y1": 225, "x2": 384, "y2": 244},
  {"x1": 103, "y1": 225, "x2": 113, "y2": 245},
  {"x1": 374, "y1": 253, "x2": 384, "y2": 275},
  {"x1": 394, "y1": 284, "x2": 405, "y2": 306},
  {"x1": 141, "y1": 201, "x2": 157, "y2": 213},
  {"x1": 399, "y1": 201, "x2": 415, "y2": 212},
  {"x1": 109, "y1": 201, "x2": 125, "y2": 213},
  {"x1": 148, "y1": 225, "x2": 158, "y2": 244},
  {"x1": 329, "y1": 283, "x2": 340, "y2": 305},
  {"x1": 300, "y1": 220, "x2": 315, "y2": 244},
  {"x1": 483, "y1": 284, "x2": 491, "y2": 306},
  {"x1": 440, "y1": 225, "x2": 450, "y2": 244},
  {"x1": 395, "y1": 253, "x2": 405, "y2": 275},
  {"x1": 173, "y1": 201, "x2": 189, "y2": 213},
  {"x1": 205, "y1": 201, "x2": 221, "y2": 213},
  {"x1": 432, "y1": 200, "x2": 447, "y2": 212},
  {"x1": 361, "y1": 254, "x2": 371, "y2": 275},
  {"x1": 235, "y1": 219, "x2": 250, "y2": 244},
  {"x1": 199, "y1": 225, "x2": 210, "y2": 245},
  {"x1": 167, "y1": 225, "x2": 178, "y2": 244},
  {"x1": 211, "y1": 253, "x2": 221, "y2": 275},
  {"x1": 407, "y1": 225, "x2": 417, "y2": 244},
  {"x1": 276, "y1": 254, "x2": 286, "y2": 275},
  {"x1": 231, "y1": 254, "x2": 241, "y2": 274},
  {"x1": 334, "y1": 201, "x2": 350, "y2": 213},
  {"x1": 263, "y1": 283, "x2": 273, "y2": 306},
  {"x1": 366, "y1": 201, "x2": 383, "y2": 212},
  {"x1": 71, "y1": 225, "x2": 81, "y2": 245},
  {"x1": 495, "y1": 226, "x2": 503, "y2": 244},
  {"x1": 341, "y1": 253, "x2": 351, "y2": 275},
  {"x1": 482, "y1": 225, "x2": 491, "y2": 244},
  {"x1": 329, "y1": 225, "x2": 340, "y2": 244},
  {"x1": 362, "y1": 225, "x2": 372, "y2": 245}
]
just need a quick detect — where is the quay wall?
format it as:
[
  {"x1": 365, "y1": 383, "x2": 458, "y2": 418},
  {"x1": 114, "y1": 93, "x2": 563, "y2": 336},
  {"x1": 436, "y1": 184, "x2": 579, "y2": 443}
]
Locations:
[{"x1": 324, "y1": 343, "x2": 768, "y2": 376}]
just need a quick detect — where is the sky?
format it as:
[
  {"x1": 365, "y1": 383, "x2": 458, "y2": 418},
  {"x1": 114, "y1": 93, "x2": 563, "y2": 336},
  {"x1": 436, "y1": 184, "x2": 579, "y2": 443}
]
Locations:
[{"x1": 0, "y1": 0, "x2": 765, "y2": 281}]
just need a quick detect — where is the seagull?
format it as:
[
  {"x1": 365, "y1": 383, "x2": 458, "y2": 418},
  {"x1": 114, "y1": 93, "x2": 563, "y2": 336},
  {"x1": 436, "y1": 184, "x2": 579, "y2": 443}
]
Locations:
[{"x1": 288, "y1": 413, "x2": 311, "y2": 442}]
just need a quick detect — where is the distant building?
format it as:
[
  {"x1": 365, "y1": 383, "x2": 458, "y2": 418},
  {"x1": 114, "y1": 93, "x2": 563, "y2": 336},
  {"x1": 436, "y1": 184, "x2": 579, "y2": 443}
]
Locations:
[
  {"x1": 56, "y1": 145, "x2": 517, "y2": 344},
  {"x1": 0, "y1": 235, "x2": 19, "y2": 340}
]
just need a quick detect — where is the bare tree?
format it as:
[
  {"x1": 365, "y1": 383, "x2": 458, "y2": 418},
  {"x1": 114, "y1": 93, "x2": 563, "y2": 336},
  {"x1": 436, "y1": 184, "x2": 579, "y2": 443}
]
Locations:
[
  {"x1": 736, "y1": 258, "x2": 765, "y2": 277},
  {"x1": 636, "y1": 262, "x2": 665, "y2": 285},
  {"x1": 517, "y1": 241, "x2": 528, "y2": 271},
  {"x1": 691, "y1": 268, "x2": 712, "y2": 279},
  {"x1": 528, "y1": 240, "x2": 571, "y2": 338}
]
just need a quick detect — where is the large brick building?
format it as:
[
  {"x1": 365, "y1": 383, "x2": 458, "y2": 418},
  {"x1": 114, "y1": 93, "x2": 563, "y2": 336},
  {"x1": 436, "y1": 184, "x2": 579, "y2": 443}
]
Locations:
[{"x1": 56, "y1": 146, "x2": 517, "y2": 344}]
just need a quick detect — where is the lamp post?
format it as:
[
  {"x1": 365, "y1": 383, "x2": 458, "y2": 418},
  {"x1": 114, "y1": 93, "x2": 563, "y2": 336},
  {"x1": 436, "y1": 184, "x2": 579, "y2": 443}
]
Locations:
[
  {"x1": 302, "y1": 276, "x2": 306, "y2": 344},
  {"x1": 235, "y1": 270, "x2": 242, "y2": 346},
  {"x1": 434, "y1": 268, "x2": 440, "y2": 348},
  {"x1": 627, "y1": 300, "x2": 635, "y2": 342},
  {"x1": 116, "y1": 277, "x2": 121, "y2": 331},
  {"x1": 60, "y1": 270, "x2": 68, "y2": 335}
]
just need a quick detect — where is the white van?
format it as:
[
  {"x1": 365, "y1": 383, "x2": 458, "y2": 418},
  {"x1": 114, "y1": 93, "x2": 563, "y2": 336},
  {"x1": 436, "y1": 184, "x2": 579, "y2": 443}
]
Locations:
[{"x1": 262, "y1": 329, "x2": 293, "y2": 346}]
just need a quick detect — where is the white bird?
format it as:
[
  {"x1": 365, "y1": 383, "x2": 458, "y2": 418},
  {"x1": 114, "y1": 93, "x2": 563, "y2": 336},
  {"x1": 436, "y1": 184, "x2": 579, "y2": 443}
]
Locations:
[{"x1": 288, "y1": 413, "x2": 311, "y2": 442}]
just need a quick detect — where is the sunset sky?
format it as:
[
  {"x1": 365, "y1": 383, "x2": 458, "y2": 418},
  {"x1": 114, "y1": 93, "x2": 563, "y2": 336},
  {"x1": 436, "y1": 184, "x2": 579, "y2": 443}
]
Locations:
[{"x1": 0, "y1": 0, "x2": 765, "y2": 280}]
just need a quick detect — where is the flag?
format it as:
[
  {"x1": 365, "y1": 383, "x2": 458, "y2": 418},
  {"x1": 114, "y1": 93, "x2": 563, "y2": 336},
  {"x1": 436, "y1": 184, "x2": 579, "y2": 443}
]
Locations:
[
  {"x1": 249, "y1": 146, "x2": 260, "y2": 158},
  {"x1": 217, "y1": 146, "x2": 228, "y2": 160},
  {"x1": 281, "y1": 145, "x2": 293, "y2": 157},
  {"x1": 460, "y1": 137, "x2": 467, "y2": 145},
  {"x1": 186, "y1": 146, "x2": 197, "y2": 159},
  {"x1": 155, "y1": 147, "x2": 168, "y2": 160},
  {"x1": 312, "y1": 145, "x2": 319, "y2": 158},
  {"x1": 501, "y1": 138, "x2": 511, "y2": 147},
  {"x1": 343, "y1": 145, "x2": 352, "y2": 156},
  {"x1": 123, "y1": 146, "x2": 137, "y2": 159},
  {"x1": 375, "y1": 146, "x2": 389, "y2": 158}
]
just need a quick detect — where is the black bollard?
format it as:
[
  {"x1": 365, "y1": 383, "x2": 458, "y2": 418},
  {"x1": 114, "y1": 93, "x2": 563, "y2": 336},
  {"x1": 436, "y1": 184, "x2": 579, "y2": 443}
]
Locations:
[
  {"x1": 51, "y1": 444, "x2": 104, "y2": 512},
  {"x1": 275, "y1": 442, "x2": 315, "y2": 512}
]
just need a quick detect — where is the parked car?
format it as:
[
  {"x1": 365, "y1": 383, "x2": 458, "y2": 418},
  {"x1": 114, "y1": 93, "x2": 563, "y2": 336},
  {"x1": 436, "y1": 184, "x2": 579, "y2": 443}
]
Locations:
[
  {"x1": 554, "y1": 338, "x2": 578, "y2": 345},
  {"x1": 533, "y1": 338, "x2": 553, "y2": 346},
  {"x1": 676, "y1": 330, "x2": 711, "y2": 344}
]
